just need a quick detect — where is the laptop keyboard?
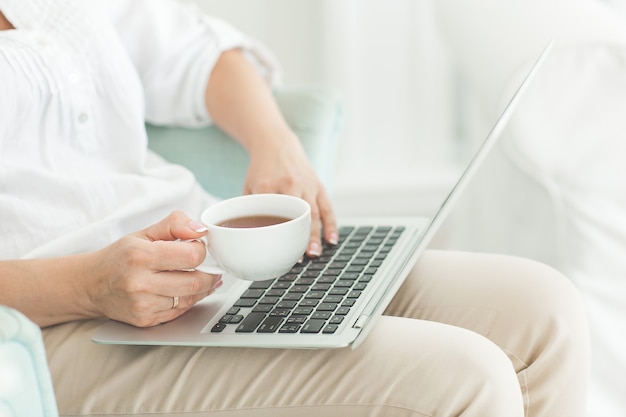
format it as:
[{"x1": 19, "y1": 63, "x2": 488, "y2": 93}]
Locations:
[{"x1": 210, "y1": 225, "x2": 405, "y2": 335}]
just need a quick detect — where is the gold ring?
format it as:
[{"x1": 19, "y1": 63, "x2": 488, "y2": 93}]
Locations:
[{"x1": 171, "y1": 296, "x2": 180, "y2": 309}]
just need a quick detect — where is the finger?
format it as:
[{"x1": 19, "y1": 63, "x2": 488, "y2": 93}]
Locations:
[
  {"x1": 140, "y1": 211, "x2": 208, "y2": 242},
  {"x1": 138, "y1": 239, "x2": 208, "y2": 272},
  {"x1": 317, "y1": 188, "x2": 339, "y2": 245},
  {"x1": 166, "y1": 278, "x2": 223, "y2": 311},
  {"x1": 150, "y1": 292, "x2": 211, "y2": 325},
  {"x1": 118, "y1": 279, "x2": 222, "y2": 327},
  {"x1": 303, "y1": 191, "x2": 324, "y2": 257},
  {"x1": 150, "y1": 269, "x2": 222, "y2": 298}
]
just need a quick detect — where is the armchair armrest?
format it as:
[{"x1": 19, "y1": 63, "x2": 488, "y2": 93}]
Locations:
[
  {"x1": 0, "y1": 306, "x2": 59, "y2": 417},
  {"x1": 146, "y1": 88, "x2": 342, "y2": 199}
]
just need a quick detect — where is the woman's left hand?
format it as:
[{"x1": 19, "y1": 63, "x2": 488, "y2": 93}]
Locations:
[{"x1": 243, "y1": 131, "x2": 338, "y2": 257}]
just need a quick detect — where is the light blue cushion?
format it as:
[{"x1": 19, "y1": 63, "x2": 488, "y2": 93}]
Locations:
[
  {"x1": 0, "y1": 306, "x2": 59, "y2": 417},
  {"x1": 146, "y1": 88, "x2": 342, "y2": 199}
]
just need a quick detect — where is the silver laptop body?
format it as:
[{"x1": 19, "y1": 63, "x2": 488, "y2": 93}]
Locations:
[{"x1": 93, "y1": 42, "x2": 551, "y2": 350}]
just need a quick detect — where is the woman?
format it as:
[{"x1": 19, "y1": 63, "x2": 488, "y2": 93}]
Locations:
[{"x1": 0, "y1": 1, "x2": 589, "y2": 416}]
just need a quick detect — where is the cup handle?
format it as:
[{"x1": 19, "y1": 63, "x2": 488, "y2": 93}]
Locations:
[
  {"x1": 195, "y1": 260, "x2": 225, "y2": 275},
  {"x1": 186, "y1": 237, "x2": 225, "y2": 275}
]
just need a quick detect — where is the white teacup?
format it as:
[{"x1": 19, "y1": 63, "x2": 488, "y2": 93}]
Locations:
[{"x1": 196, "y1": 193, "x2": 311, "y2": 281}]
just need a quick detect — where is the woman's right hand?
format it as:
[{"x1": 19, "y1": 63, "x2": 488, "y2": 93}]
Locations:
[{"x1": 85, "y1": 211, "x2": 222, "y2": 327}]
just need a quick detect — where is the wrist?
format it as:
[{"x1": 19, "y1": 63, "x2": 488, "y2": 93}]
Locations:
[
  {"x1": 69, "y1": 251, "x2": 106, "y2": 320},
  {"x1": 246, "y1": 128, "x2": 302, "y2": 159}
]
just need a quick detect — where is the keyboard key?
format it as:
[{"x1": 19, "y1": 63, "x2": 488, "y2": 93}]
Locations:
[
  {"x1": 257, "y1": 316, "x2": 283, "y2": 333},
  {"x1": 291, "y1": 284, "x2": 310, "y2": 293},
  {"x1": 312, "y1": 311, "x2": 332, "y2": 320},
  {"x1": 249, "y1": 280, "x2": 273, "y2": 289},
  {"x1": 283, "y1": 292, "x2": 303, "y2": 301},
  {"x1": 276, "y1": 300, "x2": 298, "y2": 309},
  {"x1": 270, "y1": 309, "x2": 291, "y2": 317},
  {"x1": 317, "y1": 302, "x2": 338, "y2": 311},
  {"x1": 329, "y1": 288, "x2": 348, "y2": 296},
  {"x1": 311, "y1": 283, "x2": 331, "y2": 292},
  {"x1": 252, "y1": 304, "x2": 273, "y2": 313},
  {"x1": 234, "y1": 298, "x2": 256, "y2": 308},
  {"x1": 230, "y1": 314, "x2": 244, "y2": 323},
  {"x1": 330, "y1": 262, "x2": 347, "y2": 270},
  {"x1": 356, "y1": 226, "x2": 373, "y2": 235},
  {"x1": 304, "y1": 291, "x2": 325, "y2": 299},
  {"x1": 323, "y1": 295, "x2": 343, "y2": 303},
  {"x1": 279, "y1": 324, "x2": 301, "y2": 333},
  {"x1": 236, "y1": 312, "x2": 266, "y2": 333},
  {"x1": 299, "y1": 299, "x2": 319, "y2": 307},
  {"x1": 301, "y1": 319, "x2": 326, "y2": 333},
  {"x1": 278, "y1": 273, "x2": 298, "y2": 282},
  {"x1": 293, "y1": 306, "x2": 314, "y2": 316},
  {"x1": 338, "y1": 272, "x2": 359, "y2": 280},
  {"x1": 271, "y1": 282, "x2": 291, "y2": 290},
  {"x1": 286, "y1": 316, "x2": 307, "y2": 324},
  {"x1": 225, "y1": 307, "x2": 241, "y2": 315},
  {"x1": 211, "y1": 322, "x2": 226, "y2": 333},
  {"x1": 323, "y1": 324, "x2": 339, "y2": 334},
  {"x1": 322, "y1": 269, "x2": 342, "y2": 277},
  {"x1": 302, "y1": 270, "x2": 321, "y2": 278},
  {"x1": 307, "y1": 262, "x2": 326, "y2": 271},
  {"x1": 336, "y1": 307, "x2": 351, "y2": 315},
  {"x1": 241, "y1": 289, "x2": 264, "y2": 299},
  {"x1": 259, "y1": 296, "x2": 280, "y2": 304},
  {"x1": 297, "y1": 278, "x2": 316, "y2": 285}
]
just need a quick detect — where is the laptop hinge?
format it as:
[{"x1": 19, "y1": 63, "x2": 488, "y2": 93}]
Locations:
[{"x1": 352, "y1": 315, "x2": 369, "y2": 329}]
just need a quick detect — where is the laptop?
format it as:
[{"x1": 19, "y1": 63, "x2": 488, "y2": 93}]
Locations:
[{"x1": 93, "y1": 42, "x2": 552, "y2": 349}]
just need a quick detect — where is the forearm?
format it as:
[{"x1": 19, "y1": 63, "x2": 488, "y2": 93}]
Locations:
[
  {"x1": 0, "y1": 255, "x2": 99, "y2": 327},
  {"x1": 204, "y1": 48, "x2": 339, "y2": 253},
  {"x1": 205, "y1": 49, "x2": 298, "y2": 154}
]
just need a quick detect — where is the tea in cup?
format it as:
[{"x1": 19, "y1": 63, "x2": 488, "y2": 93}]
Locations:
[{"x1": 196, "y1": 193, "x2": 311, "y2": 281}]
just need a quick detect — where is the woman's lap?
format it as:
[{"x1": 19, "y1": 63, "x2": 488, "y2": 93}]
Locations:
[{"x1": 43, "y1": 250, "x2": 588, "y2": 417}]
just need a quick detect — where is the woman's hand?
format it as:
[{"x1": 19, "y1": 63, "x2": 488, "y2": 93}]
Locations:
[
  {"x1": 243, "y1": 131, "x2": 338, "y2": 257},
  {"x1": 85, "y1": 211, "x2": 222, "y2": 327},
  {"x1": 204, "y1": 50, "x2": 338, "y2": 257}
]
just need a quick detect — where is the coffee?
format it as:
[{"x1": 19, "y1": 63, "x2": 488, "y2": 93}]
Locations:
[{"x1": 218, "y1": 215, "x2": 291, "y2": 229}]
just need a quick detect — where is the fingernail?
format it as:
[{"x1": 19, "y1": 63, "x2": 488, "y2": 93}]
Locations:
[
  {"x1": 328, "y1": 233, "x2": 339, "y2": 246},
  {"x1": 212, "y1": 277, "x2": 223, "y2": 290},
  {"x1": 308, "y1": 242, "x2": 322, "y2": 257},
  {"x1": 188, "y1": 221, "x2": 208, "y2": 233}
]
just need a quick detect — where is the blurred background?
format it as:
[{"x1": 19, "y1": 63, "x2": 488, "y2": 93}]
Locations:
[
  {"x1": 186, "y1": 0, "x2": 461, "y2": 219},
  {"x1": 189, "y1": 1, "x2": 626, "y2": 416}
]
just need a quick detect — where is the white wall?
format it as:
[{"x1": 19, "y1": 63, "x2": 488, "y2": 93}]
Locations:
[{"x1": 189, "y1": 0, "x2": 462, "y2": 218}]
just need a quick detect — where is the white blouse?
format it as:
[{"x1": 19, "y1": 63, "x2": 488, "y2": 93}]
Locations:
[{"x1": 0, "y1": 0, "x2": 278, "y2": 259}]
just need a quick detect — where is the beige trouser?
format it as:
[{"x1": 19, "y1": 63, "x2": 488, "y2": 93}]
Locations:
[{"x1": 43, "y1": 250, "x2": 589, "y2": 417}]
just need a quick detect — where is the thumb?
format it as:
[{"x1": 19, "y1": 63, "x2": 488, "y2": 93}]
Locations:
[{"x1": 140, "y1": 211, "x2": 208, "y2": 242}]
